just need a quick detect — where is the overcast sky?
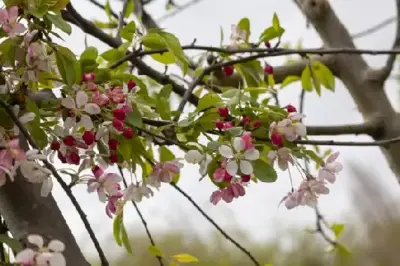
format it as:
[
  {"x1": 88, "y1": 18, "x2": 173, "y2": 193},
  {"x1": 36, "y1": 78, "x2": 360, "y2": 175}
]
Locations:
[{"x1": 47, "y1": 0, "x2": 400, "y2": 261}]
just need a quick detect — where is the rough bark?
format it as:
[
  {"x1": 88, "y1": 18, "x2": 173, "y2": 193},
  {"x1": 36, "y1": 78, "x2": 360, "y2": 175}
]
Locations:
[
  {"x1": 0, "y1": 139, "x2": 90, "y2": 265},
  {"x1": 297, "y1": 0, "x2": 400, "y2": 179}
]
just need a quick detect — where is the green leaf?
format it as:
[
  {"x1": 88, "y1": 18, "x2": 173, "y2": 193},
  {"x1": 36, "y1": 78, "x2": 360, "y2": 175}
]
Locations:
[
  {"x1": 0, "y1": 234, "x2": 23, "y2": 252},
  {"x1": 272, "y1": 13, "x2": 280, "y2": 31},
  {"x1": 305, "y1": 150, "x2": 324, "y2": 167},
  {"x1": 156, "y1": 84, "x2": 172, "y2": 120},
  {"x1": 331, "y1": 223, "x2": 345, "y2": 238},
  {"x1": 104, "y1": 0, "x2": 112, "y2": 19},
  {"x1": 113, "y1": 214, "x2": 123, "y2": 246},
  {"x1": 221, "y1": 88, "x2": 240, "y2": 98},
  {"x1": 80, "y1": 46, "x2": 98, "y2": 61},
  {"x1": 120, "y1": 21, "x2": 136, "y2": 42},
  {"x1": 238, "y1": 17, "x2": 250, "y2": 42},
  {"x1": 126, "y1": 108, "x2": 143, "y2": 128},
  {"x1": 148, "y1": 245, "x2": 163, "y2": 257},
  {"x1": 124, "y1": 0, "x2": 135, "y2": 18},
  {"x1": 311, "y1": 61, "x2": 335, "y2": 91},
  {"x1": 253, "y1": 159, "x2": 277, "y2": 182},
  {"x1": 172, "y1": 253, "x2": 199, "y2": 263},
  {"x1": 236, "y1": 60, "x2": 264, "y2": 87},
  {"x1": 55, "y1": 45, "x2": 79, "y2": 87},
  {"x1": 121, "y1": 223, "x2": 133, "y2": 254},
  {"x1": 25, "y1": 98, "x2": 48, "y2": 149},
  {"x1": 159, "y1": 146, "x2": 175, "y2": 162},
  {"x1": 259, "y1": 25, "x2": 285, "y2": 43},
  {"x1": 301, "y1": 66, "x2": 313, "y2": 91},
  {"x1": 44, "y1": 12, "x2": 72, "y2": 34},
  {"x1": 196, "y1": 93, "x2": 223, "y2": 112},
  {"x1": 141, "y1": 31, "x2": 189, "y2": 74},
  {"x1": 280, "y1": 75, "x2": 300, "y2": 89}
]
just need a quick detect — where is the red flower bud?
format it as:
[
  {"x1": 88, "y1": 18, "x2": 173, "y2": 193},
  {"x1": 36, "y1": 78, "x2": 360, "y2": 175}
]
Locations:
[
  {"x1": 112, "y1": 118, "x2": 124, "y2": 131},
  {"x1": 127, "y1": 80, "x2": 136, "y2": 92},
  {"x1": 108, "y1": 139, "x2": 119, "y2": 150},
  {"x1": 82, "y1": 131, "x2": 96, "y2": 145},
  {"x1": 223, "y1": 65, "x2": 234, "y2": 76},
  {"x1": 217, "y1": 107, "x2": 229, "y2": 118},
  {"x1": 241, "y1": 174, "x2": 251, "y2": 182},
  {"x1": 264, "y1": 65, "x2": 273, "y2": 74},
  {"x1": 63, "y1": 136, "x2": 76, "y2": 147},
  {"x1": 216, "y1": 121, "x2": 224, "y2": 130},
  {"x1": 50, "y1": 141, "x2": 60, "y2": 151},
  {"x1": 112, "y1": 108, "x2": 126, "y2": 121},
  {"x1": 271, "y1": 133, "x2": 283, "y2": 146},
  {"x1": 286, "y1": 104, "x2": 297, "y2": 113},
  {"x1": 122, "y1": 127, "x2": 134, "y2": 139},
  {"x1": 252, "y1": 120, "x2": 262, "y2": 128}
]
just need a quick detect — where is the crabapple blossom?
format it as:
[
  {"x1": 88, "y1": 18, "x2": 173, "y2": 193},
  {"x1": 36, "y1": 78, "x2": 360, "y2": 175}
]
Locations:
[
  {"x1": 87, "y1": 168, "x2": 122, "y2": 203},
  {"x1": 15, "y1": 234, "x2": 66, "y2": 266},
  {"x1": 106, "y1": 87, "x2": 126, "y2": 104},
  {"x1": 267, "y1": 147, "x2": 293, "y2": 171},
  {"x1": 12, "y1": 105, "x2": 35, "y2": 136},
  {"x1": 24, "y1": 42, "x2": 52, "y2": 82},
  {"x1": 269, "y1": 112, "x2": 307, "y2": 142},
  {"x1": 210, "y1": 183, "x2": 246, "y2": 205},
  {"x1": 105, "y1": 191, "x2": 123, "y2": 218},
  {"x1": 282, "y1": 179, "x2": 330, "y2": 209},
  {"x1": 61, "y1": 91, "x2": 101, "y2": 130},
  {"x1": 0, "y1": 6, "x2": 26, "y2": 38},
  {"x1": 147, "y1": 160, "x2": 184, "y2": 188},
  {"x1": 227, "y1": 24, "x2": 247, "y2": 49},
  {"x1": 123, "y1": 182, "x2": 154, "y2": 203},
  {"x1": 218, "y1": 134, "x2": 260, "y2": 176},
  {"x1": 91, "y1": 90, "x2": 110, "y2": 107},
  {"x1": 184, "y1": 149, "x2": 212, "y2": 176},
  {"x1": 318, "y1": 152, "x2": 343, "y2": 183}
]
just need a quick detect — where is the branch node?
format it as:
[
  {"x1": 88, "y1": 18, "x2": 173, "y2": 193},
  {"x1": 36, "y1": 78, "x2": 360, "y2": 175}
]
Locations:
[{"x1": 300, "y1": 0, "x2": 329, "y2": 20}]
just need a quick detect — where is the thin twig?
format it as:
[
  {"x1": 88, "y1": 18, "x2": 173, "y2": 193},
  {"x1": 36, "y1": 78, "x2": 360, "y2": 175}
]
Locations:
[
  {"x1": 87, "y1": 0, "x2": 126, "y2": 25},
  {"x1": 156, "y1": 0, "x2": 207, "y2": 23},
  {"x1": 351, "y1": 16, "x2": 397, "y2": 39},
  {"x1": 0, "y1": 98, "x2": 109, "y2": 266},
  {"x1": 117, "y1": 167, "x2": 164, "y2": 266},
  {"x1": 173, "y1": 70, "x2": 208, "y2": 122},
  {"x1": 314, "y1": 206, "x2": 337, "y2": 247},
  {"x1": 117, "y1": 0, "x2": 130, "y2": 38},
  {"x1": 171, "y1": 184, "x2": 261, "y2": 266}
]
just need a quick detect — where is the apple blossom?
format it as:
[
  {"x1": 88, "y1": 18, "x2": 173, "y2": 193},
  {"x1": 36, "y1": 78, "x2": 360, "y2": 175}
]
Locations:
[
  {"x1": 87, "y1": 169, "x2": 122, "y2": 203},
  {"x1": 105, "y1": 191, "x2": 123, "y2": 218},
  {"x1": 123, "y1": 182, "x2": 154, "y2": 203},
  {"x1": 15, "y1": 234, "x2": 66, "y2": 266},
  {"x1": 269, "y1": 112, "x2": 307, "y2": 142},
  {"x1": 147, "y1": 160, "x2": 184, "y2": 188},
  {"x1": 209, "y1": 183, "x2": 246, "y2": 205},
  {"x1": 61, "y1": 91, "x2": 101, "y2": 130},
  {"x1": 12, "y1": 105, "x2": 35, "y2": 136},
  {"x1": 0, "y1": 6, "x2": 26, "y2": 38},
  {"x1": 267, "y1": 147, "x2": 293, "y2": 171},
  {"x1": 227, "y1": 24, "x2": 247, "y2": 49},
  {"x1": 184, "y1": 149, "x2": 212, "y2": 176},
  {"x1": 317, "y1": 152, "x2": 343, "y2": 183},
  {"x1": 218, "y1": 135, "x2": 260, "y2": 176}
]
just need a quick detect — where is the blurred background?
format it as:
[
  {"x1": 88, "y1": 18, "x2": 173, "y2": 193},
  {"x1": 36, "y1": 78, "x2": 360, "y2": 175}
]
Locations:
[{"x1": 49, "y1": 0, "x2": 400, "y2": 265}]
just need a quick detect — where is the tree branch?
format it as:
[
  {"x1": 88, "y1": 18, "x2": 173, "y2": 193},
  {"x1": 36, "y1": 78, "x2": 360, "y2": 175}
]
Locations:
[
  {"x1": 171, "y1": 184, "x2": 260, "y2": 266},
  {"x1": 0, "y1": 98, "x2": 108, "y2": 266},
  {"x1": 375, "y1": 0, "x2": 400, "y2": 81},
  {"x1": 351, "y1": 16, "x2": 397, "y2": 39},
  {"x1": 62, "y1": 3, "x2": 199, "y2": 106},
  {"x1": 306, "y1": 120, "x2": 382, "y2": 136},
  {"x1": 118, "y1": 167, "x2": 164, "y2": 266},
  {"x1": 156, "y1": 0, "x2": 207, "y2": 23}
]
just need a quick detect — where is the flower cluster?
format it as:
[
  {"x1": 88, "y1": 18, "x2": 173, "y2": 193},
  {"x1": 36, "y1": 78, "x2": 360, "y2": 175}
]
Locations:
[{"x1": 15, "y1": 235, "x2": 65, "y2": 266}]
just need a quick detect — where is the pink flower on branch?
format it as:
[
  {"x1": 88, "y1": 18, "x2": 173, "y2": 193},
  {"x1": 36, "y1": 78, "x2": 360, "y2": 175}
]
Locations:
[
  {"x1": 146, "y1": 160, "x2": 184, "y2": 188},
  {"x1": 0, "y1": 6, "x2": 26, "y2": 38}
]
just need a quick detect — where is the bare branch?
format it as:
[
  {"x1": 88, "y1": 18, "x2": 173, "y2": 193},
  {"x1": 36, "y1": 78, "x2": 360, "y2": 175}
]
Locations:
[
  {"x1": 171, "y1": 184, "x2": 261, "y2": 266},
  {"x1": 351, "y1": 16, "x2": 397, "y2": 39},
  {"x1": 0, "y1": 98, "x2": 109, "y2": 266},
  {"x1": 87, "y1": 0, "x2": 125, "y2": 25},
  {"x1": 306, "y1": 120, "x2": 382, "y2": 136},
  {"x1": 375, "y1": 1, "x2": 400, "y2": 81},
  {"x1": 294, "y1": 136, "x2": 400, "y2": 147},
  {"x1": 156, "y1": 0, "x2": 207, "y2": 23}
]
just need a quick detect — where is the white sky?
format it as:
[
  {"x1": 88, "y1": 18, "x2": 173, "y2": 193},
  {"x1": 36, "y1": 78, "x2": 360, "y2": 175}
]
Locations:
[{"x1": 46, "y1": 0, "x2": 400, "y2": 261}]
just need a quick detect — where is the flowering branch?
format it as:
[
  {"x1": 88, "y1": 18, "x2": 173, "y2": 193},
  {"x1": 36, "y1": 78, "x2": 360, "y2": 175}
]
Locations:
[
  {"x1": 118, "y1": 167, "x2": 164, "y2": 266},
  {"x1": 171, "y1": 184, "x2": 261, "y2": 266},
  {"x1": 0, "y1": 98, "x2": 109, "y2": 266}
]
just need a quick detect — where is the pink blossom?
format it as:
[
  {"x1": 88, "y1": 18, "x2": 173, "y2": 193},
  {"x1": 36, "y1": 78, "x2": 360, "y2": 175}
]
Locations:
[
  {"x1": 0, "y1": 6, "x2": 26, "y2": 38},
  {"x1": 223, "y1": 121, "x2": 233, "y2": 130},
  {"x1": 210, "y1": 190, "x2": 222, "y2": 205},
  {"x1": 105, "y1": 192, "x2": 123, "y2": 218},
  {"x1": 209, "y1": 183, "x2": 246, "y2": 205},
  {"x1": 91, "y1": 90, "x2": 109, "y2": 107},
  {"x1": 317, "y1": 152, "x2": 343, "y2": 183},
  {"x1": 7, "y1": 139, "x2": 25, "y2": 161},
  {"x1": 106, "y1": 87, "x2": 125, "y2": 104},
  {"x1": 267, "y1": 147, "x2": 293, "y2": 171},
  {"x1": 147, "y1": 160, "x2": 183, "y2": 187},
  {"x1": 87, "y1": 169, "x2": 122, "y2": 203},
  {"x1": 241, "y1": 131, "x2": 254, "y2": 150}
]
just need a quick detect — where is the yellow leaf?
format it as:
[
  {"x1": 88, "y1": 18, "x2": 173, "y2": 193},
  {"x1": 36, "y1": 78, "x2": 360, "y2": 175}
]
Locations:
[{"x1": 172, "y1": 253, "x2": 199, "y2": 263}]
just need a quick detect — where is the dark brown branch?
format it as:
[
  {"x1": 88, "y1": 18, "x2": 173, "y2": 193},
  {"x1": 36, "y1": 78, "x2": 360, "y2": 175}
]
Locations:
[
  {"x1": 62, "y1": 3, "x2": 199, "y2": 106},
  {"x1": 0, "y1": 98, "x2": 109, "y2": 266},
  {"x1": 306, "y1": 120, "x2": 382, "y2": 136},
  {"x1": 118, "y1": 167, "x2": 163, "y2": 266},
  {"x1": 171, "y1": 184, "x2": 261, "y2": 266}
]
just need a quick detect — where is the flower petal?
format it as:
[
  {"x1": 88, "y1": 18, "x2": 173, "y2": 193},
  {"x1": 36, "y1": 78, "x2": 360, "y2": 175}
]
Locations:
[
  {"x1": 76, "y1": 91, "x2": 89, "y2": 108},
  {"x1": 80, "y1": 115, "x2": 93, "y2": 130},
  {"x1": 219, "y1": 145, "x2": 234, "y2": 158},
  {"x1": 40, "y1": 178, "x2": 53, "y2": 197},
  {"x1": 48, "y1": 240, "x2": 65, "y2": 252},
  {"x1": 327, "y1": 152, "x2": 340, "y2": 163},
  {"x1": 61, "y1": 97, "x2": 75, "y2": 109},
  {"x1": 239, "y1": 160, "x2": 253, "y2": 175},
  {"x1": 15, "y1": 248, "x2": 36, "y2": 264},
  {"x1": 243, "y1": 149, "x2": 259, "y2": 161},
  {"x1": 226, "y1": 161, "x2": 238, "y2": 176},
  {"x1": 49, "y1": 253, "x2": 66, "y2": 266},
  {"x1": 295, "y1": 123, "x2": 307, "y2": 137},
  {"x1": 27, "y1": 234, "x2": 44, "y2": 248},
  {"x1": 84, "y1": 103, "x2": 101, "y2": 115},
  {"x1": 233, "y1": 137, "x2": 245, "y2": 152},
  {"x1": 184, "y1": 150, "x2": 203, "y2": 164}
]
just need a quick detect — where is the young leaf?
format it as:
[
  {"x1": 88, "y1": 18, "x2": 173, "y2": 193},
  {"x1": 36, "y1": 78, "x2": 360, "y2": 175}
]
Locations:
[
  {"x1": 126, "y1": 108, "x2": 143, "y2": 128},
  {"x1": 280, "y1": 75, "x2": 300, "y2": 89},
  {"x1": 172, "y1": 253, "x2": 199, "y2": 263},
  {"x1": 253, "y1": 159, "x2": 277, "y2": 182},
  {"x1": 331, "y1": 223, "x2": 345, "y2": 238},
  {"x1": 196, "y1": 93, "x2": 223, "y2": 112},
  {"x1": 148, "y1": 245, "x2": 163, "y2": 257},
  {"x1": 120, "y1": 21, "x2": 136, "y2": 42},
  {"x1": 55, "y1": 45, "x2": 79, "y2": 87},
  {"x1": 0, "y1": 234, "x2": 23, "y2": 252},
  {"x1": 301, "y1": 65, "x2": 313, "y2": 91},
  {"x1": 272, "y1": 13, "x2": 280, "y2": 31},
  {"x1": 311, "y1": 60, "x2": 335, "y2": 91},
  {"x1": 121, "y1": 223, "x2": 133, "y2": 254},
  {"x1": 124, "y1": 0, "x2": 135, "y2": 18},
  {"x1": 44, "y1": 12, "x2": 72, "y2": 34},
  {"x1": 159, "y1": 146, "x2": 175, "y2": 162},
  {"x1": 80, "y1": 46, "x2": 98, "y2": 61},
  {"x1": 113, "y1": 214, "x2": 123, "y2": 246}
]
